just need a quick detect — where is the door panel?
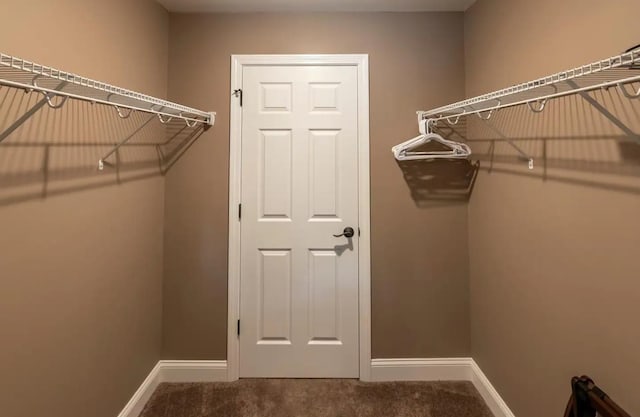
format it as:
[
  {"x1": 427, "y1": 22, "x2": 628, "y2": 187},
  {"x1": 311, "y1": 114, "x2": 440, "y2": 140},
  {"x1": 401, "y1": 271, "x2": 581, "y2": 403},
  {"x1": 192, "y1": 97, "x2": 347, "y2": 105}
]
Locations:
[
  {"x1": 309, "y1": 130, "x2": 340, "y2": 219},
  {"x1": 259, "y1": 130, "x2": 292, "y2": 220},
  {"x1": 257, "y1": 249, "x2": 292, "y2": 344},
  {"x1": 308, "y1": 249, "x2": 340, "y2": 343},
  {"x1": 240, "y1": 65, "x2": 359, "y2": 378}
]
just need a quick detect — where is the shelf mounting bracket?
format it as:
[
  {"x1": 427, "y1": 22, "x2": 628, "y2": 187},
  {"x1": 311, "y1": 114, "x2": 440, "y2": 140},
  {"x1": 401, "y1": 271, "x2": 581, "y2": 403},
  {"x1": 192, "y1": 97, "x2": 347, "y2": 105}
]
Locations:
[{"x1": 97, "y1": 115, "x2": 155, "y2": 171}]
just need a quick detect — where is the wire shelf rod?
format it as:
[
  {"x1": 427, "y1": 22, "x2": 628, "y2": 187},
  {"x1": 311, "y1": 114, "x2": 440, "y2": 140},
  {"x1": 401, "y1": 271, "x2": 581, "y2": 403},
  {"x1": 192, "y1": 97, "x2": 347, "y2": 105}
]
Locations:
[
  {"x1": 421, "y1": 73, "x2": 640, "y2": 122},
  {"x1": 0, "y1": 78, "x2": 209, "y2": 126},
  {"x1": 0, "y1": 53, "x2": 215, "y2": 126},
  {"x1": 419, "y1": 48, "x2": 640, "y2": 121}
]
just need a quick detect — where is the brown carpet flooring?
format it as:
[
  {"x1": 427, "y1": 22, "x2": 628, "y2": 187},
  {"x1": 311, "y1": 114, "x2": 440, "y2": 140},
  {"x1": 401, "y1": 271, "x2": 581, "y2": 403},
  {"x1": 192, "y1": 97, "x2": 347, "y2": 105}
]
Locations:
[{"x1": 140, "y1": 379, "x2": 494, "y2": 417}]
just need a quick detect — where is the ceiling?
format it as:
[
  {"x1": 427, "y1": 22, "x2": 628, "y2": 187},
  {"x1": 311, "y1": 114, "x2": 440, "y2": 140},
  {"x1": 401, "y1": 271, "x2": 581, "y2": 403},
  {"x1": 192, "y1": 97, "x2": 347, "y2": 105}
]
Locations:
[{"x1": 156, "y1": 0, "x2": 477, "y2": 13}]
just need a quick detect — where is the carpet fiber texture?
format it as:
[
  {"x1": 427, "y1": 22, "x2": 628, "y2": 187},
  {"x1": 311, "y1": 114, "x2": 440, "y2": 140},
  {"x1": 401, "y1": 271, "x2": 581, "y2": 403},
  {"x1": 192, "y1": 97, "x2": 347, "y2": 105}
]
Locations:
[{"x1": 140, "y1": 379, "x2": 494, "y2": 417}]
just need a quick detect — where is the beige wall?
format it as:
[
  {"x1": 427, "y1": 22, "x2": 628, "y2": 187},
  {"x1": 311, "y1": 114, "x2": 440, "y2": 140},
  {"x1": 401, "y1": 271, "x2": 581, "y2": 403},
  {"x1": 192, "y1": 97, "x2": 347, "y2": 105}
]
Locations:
[
  {"x1": 465, "y1": 0, "x2": 640, "y2": 416},
  {"x1": 0, "y1": 1, "x2": 168, "y2": 417},
  {"x1": 2, "y1": 3, "x2": 635, "y2": 415},
  {"x1": 163, "y1": 12, "x2": 472, "y2": 359}
]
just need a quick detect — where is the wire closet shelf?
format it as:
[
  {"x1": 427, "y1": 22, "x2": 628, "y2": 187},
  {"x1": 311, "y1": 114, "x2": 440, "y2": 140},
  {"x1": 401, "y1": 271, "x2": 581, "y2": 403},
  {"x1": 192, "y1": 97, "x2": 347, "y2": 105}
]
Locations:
[
  {"x1": 418, "y1": 47, "x2": 640, "y2": 123},
  {"x1": 0, "y1": 53, "x2": 215, "y2": 127}
]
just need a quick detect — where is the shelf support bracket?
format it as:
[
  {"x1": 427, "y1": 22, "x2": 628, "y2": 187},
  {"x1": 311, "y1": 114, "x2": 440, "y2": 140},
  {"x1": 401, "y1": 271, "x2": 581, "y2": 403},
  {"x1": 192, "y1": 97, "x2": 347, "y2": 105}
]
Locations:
[
  {"x1": 0, "y1": 81, "x2": 68, "y2": 144},
  {"x1": 98, "y1": 114, "x2": 155, "y2": 171},
  {"x1": 567, "y1": 80, "x2": 640, "y2": 145},
  {"x1": 480, "y1": 119, "x2": 535, "y2": 170},
  {"x1": 507, "y1": 141, "x2": 535, "y2": 170}
]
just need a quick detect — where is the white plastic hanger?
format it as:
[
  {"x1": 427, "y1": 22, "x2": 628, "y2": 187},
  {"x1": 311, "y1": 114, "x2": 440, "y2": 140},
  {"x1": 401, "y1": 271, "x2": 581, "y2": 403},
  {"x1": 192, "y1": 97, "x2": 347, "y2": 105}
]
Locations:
[{"x1": 392, "y1": 119, "x2": 472, "y2": 161}]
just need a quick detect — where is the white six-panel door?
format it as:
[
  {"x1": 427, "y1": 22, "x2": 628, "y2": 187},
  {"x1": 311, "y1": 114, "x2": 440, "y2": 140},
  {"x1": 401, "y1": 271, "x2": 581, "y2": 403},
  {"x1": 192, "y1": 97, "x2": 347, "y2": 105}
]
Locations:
[{"x1": 239, "y1": 65, "x2": 360, "y2": 378}]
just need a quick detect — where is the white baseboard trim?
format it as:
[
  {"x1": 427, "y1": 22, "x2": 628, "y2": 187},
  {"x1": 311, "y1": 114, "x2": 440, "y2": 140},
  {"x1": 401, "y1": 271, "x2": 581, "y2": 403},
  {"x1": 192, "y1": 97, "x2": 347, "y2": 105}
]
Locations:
[
  {"x1": 117, "y1": 362, "x2": 162, "y2": 417},
  {"x1": 118, "y1": 359, "x2": 513, "y2": 417},
  {"x1": 158, "y1": 360, "x2": 228, "y2": 383},
  {"x1": 470, "y1": 360, "x2": 516, "y2": 417},
  {"x1": 117, "y1": 360, "x2": 228, "y2": 417},
  {"x1": 370, "y1": 358, "x2": 474, "y2": 381},
  {"x1": 370, "y1": 358, "x2": 515, "y2": 417}
]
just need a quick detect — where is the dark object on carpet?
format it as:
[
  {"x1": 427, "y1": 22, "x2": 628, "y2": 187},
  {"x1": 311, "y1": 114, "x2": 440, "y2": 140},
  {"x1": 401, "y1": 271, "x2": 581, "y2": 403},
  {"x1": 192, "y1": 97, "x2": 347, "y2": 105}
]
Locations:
[{"x1": 140, "y1": 379, "x2": 494, "y2": 417}]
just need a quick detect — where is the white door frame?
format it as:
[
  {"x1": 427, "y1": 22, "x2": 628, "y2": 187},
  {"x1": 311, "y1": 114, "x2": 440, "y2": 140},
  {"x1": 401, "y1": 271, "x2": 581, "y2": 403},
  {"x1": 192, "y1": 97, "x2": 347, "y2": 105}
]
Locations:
[{"x1": 227, "y1": 54, "x2": 371, "y2": 381}]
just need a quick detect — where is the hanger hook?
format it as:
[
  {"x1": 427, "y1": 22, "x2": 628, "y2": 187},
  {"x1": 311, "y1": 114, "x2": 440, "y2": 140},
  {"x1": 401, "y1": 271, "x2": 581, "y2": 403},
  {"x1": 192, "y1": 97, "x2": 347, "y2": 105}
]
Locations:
[
  {"x1": 477, "y1": 99, "x2": 501, "y2": 120},
  {"x1": 31, "y1": 75, "x2": 67, "y2": 109},
  {"x1": 180, "y1": 113, "x2": 199, "y2": 128},
  {"x1": 115, "y1": 106, "x2": 133, "y2": 119},
  {"x1": 446, "y1": 111, "x2": 465, "y2": 125},
  {"x1": 527, "y1": 99, "x2": 547, "y2": 113},
  {"x1": 618, "y1": 82, "x2": 640, "y2": 99},
  {"x1": 477, "y1": 108, "x2": 496, "y2": 120},
  {"x1": 41, "y1": 91, "x2": 68, "y2": 109},
  {"x1": 157, "y1": 114, "x2": 173, "y2": 124}
]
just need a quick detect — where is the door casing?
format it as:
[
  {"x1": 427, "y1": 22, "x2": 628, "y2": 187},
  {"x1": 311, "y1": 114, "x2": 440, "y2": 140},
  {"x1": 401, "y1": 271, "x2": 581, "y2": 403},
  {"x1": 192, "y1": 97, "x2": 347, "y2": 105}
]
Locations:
[{"x1": 227, "y1": 54, "x2": 371, "y2": 381}]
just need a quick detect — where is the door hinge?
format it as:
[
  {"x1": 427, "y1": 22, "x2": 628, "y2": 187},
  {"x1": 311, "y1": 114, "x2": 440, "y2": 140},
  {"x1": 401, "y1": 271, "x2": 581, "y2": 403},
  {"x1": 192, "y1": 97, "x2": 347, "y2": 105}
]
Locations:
[
  {"x1": 238, "y1": 203, "x2": 242, "y2": 220},
  {"x1": 233, "y1": 89, "x2": 243, "y2": 107},
  {"x1": 237, "y1": 319, "x2": 241, "y2": 336}
]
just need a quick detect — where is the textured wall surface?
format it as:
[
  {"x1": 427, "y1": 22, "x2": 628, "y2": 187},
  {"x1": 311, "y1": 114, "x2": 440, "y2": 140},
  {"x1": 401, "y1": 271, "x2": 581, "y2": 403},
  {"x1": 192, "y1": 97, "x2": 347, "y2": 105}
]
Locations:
[
  {"x1": 0, "y1": 1, "x2": 169, "y2": 417},
  {"x1": 465, "y1": 0, "x2": 640, "y2": 416},
  {"x1": 163, "y1": 12, "x2": 472, "y2": 360}
]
